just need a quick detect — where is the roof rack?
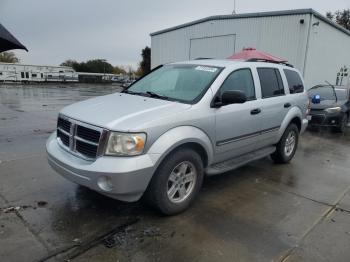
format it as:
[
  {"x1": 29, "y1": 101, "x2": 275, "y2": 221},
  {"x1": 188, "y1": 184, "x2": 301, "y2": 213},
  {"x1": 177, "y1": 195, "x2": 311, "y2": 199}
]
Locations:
[
  {"x1": 194, "y1": 57, "x2": 213, "y2": 60},
  {"x1": 246, "y1": 58, "x2": 294, "y2": 68}
]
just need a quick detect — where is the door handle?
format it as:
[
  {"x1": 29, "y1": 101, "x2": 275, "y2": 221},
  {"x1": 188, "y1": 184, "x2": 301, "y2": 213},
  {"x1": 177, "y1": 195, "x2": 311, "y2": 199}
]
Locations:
[
  {"x1": 250, "y1": 108, "x2": 261, "y2": 115},
  {"x1": 284, "y1": 103, "x2": 291, "y2": 108}
]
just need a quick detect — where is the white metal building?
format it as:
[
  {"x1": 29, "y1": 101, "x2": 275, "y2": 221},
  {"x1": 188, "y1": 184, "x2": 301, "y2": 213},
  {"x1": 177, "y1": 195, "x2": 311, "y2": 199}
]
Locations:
[
  {"x1": 0, "y1": 63, "x2": 78, "y2": 82},
  {"x1": 150, "y1": 9, "x2": 350, "y2": 88}
]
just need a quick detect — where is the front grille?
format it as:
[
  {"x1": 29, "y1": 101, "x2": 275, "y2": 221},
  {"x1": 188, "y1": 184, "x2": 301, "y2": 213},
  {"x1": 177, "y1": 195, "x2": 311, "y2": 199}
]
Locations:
[
  {"x1": 310, "y1": 114, "x2": 325, "y2": 125},
  {"x1": 57, "y1": 117, "x2": 71, "y2": 132},
  {"x1": 76, "y1": 125, "x2": 100, "y2": 143},
  {"x1": 57, "y1": 129, "x2": 69, "y2": 147},
  {"x1": 75, "y1": 140, "x2": 98, "y2": 158},
  {"x1": 57, "y1": 116, "x2": 104, "y2": 160}
]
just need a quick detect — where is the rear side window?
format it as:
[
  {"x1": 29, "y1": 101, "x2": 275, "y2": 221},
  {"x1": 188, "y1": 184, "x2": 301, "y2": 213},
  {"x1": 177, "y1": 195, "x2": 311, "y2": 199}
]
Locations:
[
  {"x1": 220, "y1": 68, "x2": 256, "y2": 100},
  {"x1": 284, "y1": 69, "x2": 304, "y2": 94},
  {"x1": 257, "y1": 68, "x2": 285, "y2": 98}
]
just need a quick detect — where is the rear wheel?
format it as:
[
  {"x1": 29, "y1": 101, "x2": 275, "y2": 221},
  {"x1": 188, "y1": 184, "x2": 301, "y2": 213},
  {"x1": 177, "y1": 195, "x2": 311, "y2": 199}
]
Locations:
[
  {"x1": 271, "y1": 123, "x2": 299, "y2": 164},
  {"x1": 145, "y1": 148, "x2": 204, "y2": 215}
]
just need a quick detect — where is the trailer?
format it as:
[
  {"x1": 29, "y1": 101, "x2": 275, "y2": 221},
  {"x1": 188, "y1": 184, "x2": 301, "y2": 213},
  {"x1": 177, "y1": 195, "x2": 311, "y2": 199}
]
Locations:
[{"x1": 0, "y1": 63, "x2": 78, "y2": 83}]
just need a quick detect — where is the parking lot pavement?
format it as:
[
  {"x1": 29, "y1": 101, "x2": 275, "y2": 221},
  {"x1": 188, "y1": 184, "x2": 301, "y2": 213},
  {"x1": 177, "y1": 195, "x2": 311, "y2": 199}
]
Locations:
[{"x1": 1, "y1": 84, "x2": 350, "y2": 262}]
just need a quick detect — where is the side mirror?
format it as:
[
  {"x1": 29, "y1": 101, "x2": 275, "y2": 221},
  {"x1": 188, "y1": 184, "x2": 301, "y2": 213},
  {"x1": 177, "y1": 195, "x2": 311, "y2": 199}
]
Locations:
[{"x1": 213, "y1": 90, "x2": 247, "y2": 107}]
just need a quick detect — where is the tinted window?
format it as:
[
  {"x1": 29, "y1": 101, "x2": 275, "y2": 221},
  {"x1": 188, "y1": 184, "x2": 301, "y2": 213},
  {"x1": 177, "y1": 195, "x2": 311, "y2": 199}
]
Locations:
[
  {"x1": 220, "y1": 69, "x2": 255, "y2": 100},
  {"x1": 284, "y1": 69, "x2": 304, "y2": 93},
  {"x1": 257, "y1": 68, "x2": 285, "y2": 98}
]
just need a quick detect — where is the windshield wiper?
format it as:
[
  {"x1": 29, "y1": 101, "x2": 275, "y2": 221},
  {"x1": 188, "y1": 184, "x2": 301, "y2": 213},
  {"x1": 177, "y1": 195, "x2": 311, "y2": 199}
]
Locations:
[
  {"x1": 325, "y1": 80, "x2": 338, "y2": 103},
  {"x1": 122, "y1": 90, "x2": 147, "y2": 96},
  {"x1": 145, "y1": 91, "x2": 170, "y2": 100}
]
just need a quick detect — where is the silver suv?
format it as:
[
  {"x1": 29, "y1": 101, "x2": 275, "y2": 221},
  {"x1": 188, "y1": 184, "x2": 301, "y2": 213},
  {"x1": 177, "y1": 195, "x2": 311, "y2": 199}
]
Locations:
[{"x1": 46, "y1": 59, "x2": 309, "y2": 215}]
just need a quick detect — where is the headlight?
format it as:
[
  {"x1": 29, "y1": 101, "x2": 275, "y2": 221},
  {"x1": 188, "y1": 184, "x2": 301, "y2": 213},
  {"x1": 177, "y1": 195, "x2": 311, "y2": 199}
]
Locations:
[
  {"x1": 105, "y1": 132, "x2": 146, "y2": 156},
  {"x1": 324, "y1": 107, "x2": 341, "y2": 113}
]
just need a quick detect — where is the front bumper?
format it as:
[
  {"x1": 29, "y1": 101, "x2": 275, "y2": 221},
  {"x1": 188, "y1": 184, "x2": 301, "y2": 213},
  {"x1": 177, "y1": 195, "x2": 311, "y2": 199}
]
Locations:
[
  {"x1": 308, "y1": 112, "x2": 343, "y2": 127},
  {"x1": 46, "y1": 133, "x2": 158, "y2": 202},
  {"x1": 301, "y1": 118, "x2": 308, "y2": 134}
]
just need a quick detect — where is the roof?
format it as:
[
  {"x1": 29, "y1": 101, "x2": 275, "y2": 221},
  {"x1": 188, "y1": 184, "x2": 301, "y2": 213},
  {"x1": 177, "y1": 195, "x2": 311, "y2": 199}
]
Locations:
[{"x1": 150, "y1": 8, "x2": 350, "y2": 37}]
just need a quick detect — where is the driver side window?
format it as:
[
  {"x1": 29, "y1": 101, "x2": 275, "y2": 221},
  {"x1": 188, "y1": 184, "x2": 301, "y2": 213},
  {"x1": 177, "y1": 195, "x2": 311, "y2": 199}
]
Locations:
[{"x1": 220, "y1": 69, "x2": 256, "y2": 100}]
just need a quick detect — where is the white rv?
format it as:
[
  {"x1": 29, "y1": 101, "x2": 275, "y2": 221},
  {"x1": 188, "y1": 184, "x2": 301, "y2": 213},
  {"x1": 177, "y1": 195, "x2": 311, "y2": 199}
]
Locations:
[{"x1": 0, "y1": 63, "x2": 79, "y2": 83}]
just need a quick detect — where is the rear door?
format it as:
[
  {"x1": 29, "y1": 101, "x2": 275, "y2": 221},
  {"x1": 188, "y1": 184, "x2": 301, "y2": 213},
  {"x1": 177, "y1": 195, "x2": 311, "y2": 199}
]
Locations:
[
  {"x1": 214, "y1": 68, "x2": 263, "y2": 162},
  {"x1": 254, "y1": 67, "x2": 290, "y2": 148}
]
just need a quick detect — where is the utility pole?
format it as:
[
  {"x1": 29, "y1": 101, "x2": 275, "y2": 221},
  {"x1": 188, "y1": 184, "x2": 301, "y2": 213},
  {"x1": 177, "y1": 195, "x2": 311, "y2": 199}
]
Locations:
[{"x1": 232, "y1": 0, "x2": 236, "y2": 14}]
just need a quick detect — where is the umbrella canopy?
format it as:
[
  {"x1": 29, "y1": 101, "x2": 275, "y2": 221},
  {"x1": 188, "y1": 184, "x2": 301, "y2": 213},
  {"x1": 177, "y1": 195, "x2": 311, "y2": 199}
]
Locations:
[
  {"x1": 0, "y1": 23, "x2": 28, "y2": 53},
  {"x1": 227, "y1": 47, "x2": 285, "y2": 62}
]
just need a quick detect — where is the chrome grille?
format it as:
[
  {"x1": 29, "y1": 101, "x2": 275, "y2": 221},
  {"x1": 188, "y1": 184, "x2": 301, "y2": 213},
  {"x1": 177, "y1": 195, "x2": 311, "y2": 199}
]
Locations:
[{"x1": 57, "y1": 115, "x2": 105, "y2": 160}]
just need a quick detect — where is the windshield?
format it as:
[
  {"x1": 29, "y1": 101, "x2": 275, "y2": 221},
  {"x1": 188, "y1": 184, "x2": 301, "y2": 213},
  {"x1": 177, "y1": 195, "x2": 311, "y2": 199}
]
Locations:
[
  {"x1": 308, "y1": 86, "x2": 348, "y2": 101},
  {"x1": 126, "y1": 64, "x2": 222, "y2": 103}
]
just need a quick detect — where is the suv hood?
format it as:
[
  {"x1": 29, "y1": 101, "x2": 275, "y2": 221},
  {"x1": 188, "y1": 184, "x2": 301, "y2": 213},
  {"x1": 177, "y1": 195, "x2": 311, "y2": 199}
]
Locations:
[
  {"x1": 310, "y1": 99, "x2": 345, "y2": 110},
  {"x1": 60, "y1": 92, "x2": 191, "y2": 131}
]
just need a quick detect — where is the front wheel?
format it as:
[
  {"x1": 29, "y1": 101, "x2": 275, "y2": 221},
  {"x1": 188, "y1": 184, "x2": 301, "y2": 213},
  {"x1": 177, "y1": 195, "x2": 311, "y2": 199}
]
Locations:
[
  {"x1": 144, "y1": 148, "x2": 204, "y2": 215},
  {"x1": 271, "y1": 123, "x2": 299, "y2": 164},
  {"x1": 334, "y1": 114, "x2": 348, "y2": 133}
]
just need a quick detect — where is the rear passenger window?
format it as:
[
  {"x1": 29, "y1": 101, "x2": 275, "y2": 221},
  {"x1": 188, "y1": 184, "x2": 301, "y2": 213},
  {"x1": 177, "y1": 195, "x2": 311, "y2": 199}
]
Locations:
[
  {"x1": 257, "y1": 68, "x2": 285, "y2": 98},
  {"x1": 220, "y1": 69, "x2": 256, "y2": 100},
  {"x1": 284, "y1": 69, "x2": 304, "y2": 94}
]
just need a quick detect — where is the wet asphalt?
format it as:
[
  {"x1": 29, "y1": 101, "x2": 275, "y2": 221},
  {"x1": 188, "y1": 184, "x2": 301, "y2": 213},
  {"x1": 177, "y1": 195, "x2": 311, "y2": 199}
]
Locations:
[{"x1": 0, "y1": 83, "x2": 350, "y2": 262}]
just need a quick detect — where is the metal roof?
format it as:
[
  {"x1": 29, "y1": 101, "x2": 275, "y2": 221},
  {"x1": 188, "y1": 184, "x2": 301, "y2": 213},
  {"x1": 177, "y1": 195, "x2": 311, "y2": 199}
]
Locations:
[{"x1": 150, "y1": 8, "x2": 350, "y2": 37}]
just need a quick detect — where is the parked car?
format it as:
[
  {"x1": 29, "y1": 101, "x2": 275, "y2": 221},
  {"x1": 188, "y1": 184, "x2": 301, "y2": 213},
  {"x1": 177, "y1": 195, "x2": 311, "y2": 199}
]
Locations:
[
  {"x1": 121, "y1": 79, "x2": 135, "y2": 88},
  {"x1": 308, "y1": 84, "x2": 350, "y2": 132},
  {"x1": 46, "y1": 59, "x2": 309, "y2": 215}
]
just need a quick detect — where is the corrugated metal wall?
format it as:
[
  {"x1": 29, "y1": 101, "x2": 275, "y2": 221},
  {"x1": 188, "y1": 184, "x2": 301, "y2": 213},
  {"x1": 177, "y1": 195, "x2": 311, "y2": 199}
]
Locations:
[
  {"x1": 189, "y1": 34, "x2": 236, "y2": 60},
  {"x1": 151, "y1": 14, "x2": 311, "y2": 73},
  {"x1": 304, "y1": 15, "x2": 350, "y2": 88}
]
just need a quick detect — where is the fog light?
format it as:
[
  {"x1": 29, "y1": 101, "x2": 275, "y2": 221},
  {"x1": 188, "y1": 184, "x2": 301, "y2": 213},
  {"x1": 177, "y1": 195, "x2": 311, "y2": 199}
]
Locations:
[
  {"x1": 331, "y1": 120, "x2": 336, "y2": 124},
  {"x1": 97, "y1": 176, "x2": 114, "y2": 192}
]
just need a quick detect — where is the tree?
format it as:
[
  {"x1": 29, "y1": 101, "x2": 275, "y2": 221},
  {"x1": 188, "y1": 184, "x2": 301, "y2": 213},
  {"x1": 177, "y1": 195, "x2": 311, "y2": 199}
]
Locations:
[
  {"x1": 60, "y1": 59, "x2": 80, "y2": 71},
  {"x1": 326, "y1": 9, "x2": 350, "y2": 30},
  {"x1": 85, "y1": 59, "x2": 114, "y2": 73},
  {"x1": 60, "y1": 58, "x2": 114, "y2": 73},
  {"x1": 113, "y1": 65, "x2": 127, "y2": 75},
  {"x1": 138, "y1": 46, "x2": 151, "y2": 76},
  {"x1": 0, "y1": 51, "x2": 19, "y2": 63}
]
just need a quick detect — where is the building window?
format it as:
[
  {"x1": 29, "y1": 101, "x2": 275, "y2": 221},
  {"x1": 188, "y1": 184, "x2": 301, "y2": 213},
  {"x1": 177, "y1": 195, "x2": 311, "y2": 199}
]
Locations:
[
  {"x1": 21, "y1": 72, "x2": 25, "y2": 78},
  {"x1": 0, "y1": 72, "x2": 2, "y2": 75},
  {"x1": 32, "y1": 73, "x2": 37, "y2": 78},
  {"x1": 283, "y1": 69, "x2": 304, "y2": 94},
  {"x1": 257, "y1": 68, "x2": 285, "y2": 98},
  {"x1": 48, "y1": 75, "x2": 52, "y2": 78},
  {"x1": 41, "y1": 73, "x2": 43, "y2": 78},
  {"x1": 25, "y1": 72, "x2": 29, "y2": 78}
]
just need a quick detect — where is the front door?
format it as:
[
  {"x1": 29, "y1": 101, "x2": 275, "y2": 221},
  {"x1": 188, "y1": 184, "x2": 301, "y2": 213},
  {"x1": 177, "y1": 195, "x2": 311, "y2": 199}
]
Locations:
[{"x1": 214, "y1": 68, "x2": 263, "y2": 163}]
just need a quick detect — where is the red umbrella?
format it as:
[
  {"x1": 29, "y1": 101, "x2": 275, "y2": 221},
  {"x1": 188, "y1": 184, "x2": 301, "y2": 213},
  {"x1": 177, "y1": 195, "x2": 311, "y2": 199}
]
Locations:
[{"x1": 227, "y1": 47, "x2": 286, "y2": 62}]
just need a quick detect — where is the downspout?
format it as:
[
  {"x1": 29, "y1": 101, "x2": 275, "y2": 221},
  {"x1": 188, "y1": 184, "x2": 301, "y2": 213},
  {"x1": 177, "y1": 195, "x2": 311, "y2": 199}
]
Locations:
[{"x1": 302, "y1": 13, "x2": 313, "y2": 78}]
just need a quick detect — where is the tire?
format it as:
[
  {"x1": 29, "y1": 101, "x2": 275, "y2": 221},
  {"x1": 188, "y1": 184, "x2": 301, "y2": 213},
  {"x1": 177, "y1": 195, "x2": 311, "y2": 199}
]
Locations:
[
  {"x1": 334, "y1": 114, "x2": 348, "y2": 133},
  {"x1": 271, "y1": 123, "x2": 299, "y2": 164},
  {"x1": 144, "y1": 148, "x2": 204, "y2": 215}
]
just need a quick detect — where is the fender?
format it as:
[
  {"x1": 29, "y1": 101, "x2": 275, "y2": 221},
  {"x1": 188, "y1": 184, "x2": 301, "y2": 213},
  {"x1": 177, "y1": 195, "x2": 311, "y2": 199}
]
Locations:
[
  {"x1": 147, "y1": 126, "x2": 214, "y2": 170},
  {"x1": 277, "y1": 106, "x2": 303, "y2": 140}
]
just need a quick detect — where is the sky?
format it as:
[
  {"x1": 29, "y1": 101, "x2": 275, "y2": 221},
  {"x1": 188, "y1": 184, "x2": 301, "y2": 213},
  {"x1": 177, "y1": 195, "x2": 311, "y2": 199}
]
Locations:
[{"x1": 1, "y1": 0, "x2": 349, "y2": 68}]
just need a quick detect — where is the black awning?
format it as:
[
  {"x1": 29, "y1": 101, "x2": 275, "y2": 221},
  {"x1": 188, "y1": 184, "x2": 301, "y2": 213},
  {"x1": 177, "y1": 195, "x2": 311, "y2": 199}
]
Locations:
[{"x1": 0, "y1": 23, "x2": 28, "y2": 52}]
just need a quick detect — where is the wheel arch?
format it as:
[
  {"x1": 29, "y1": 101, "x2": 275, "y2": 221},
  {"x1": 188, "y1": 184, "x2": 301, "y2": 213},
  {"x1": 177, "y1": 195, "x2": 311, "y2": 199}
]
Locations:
[
  {"x1": 277, "y1": 107, "x2": 303, "y2": 141},
  {"x1": 147, "y1": 126, "x2": 214, "y2": 171}
]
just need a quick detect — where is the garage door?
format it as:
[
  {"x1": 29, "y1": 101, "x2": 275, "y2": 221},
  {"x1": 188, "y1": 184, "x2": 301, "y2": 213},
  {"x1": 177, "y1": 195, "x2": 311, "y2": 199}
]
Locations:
[{"x1": 189, "y1": 34, "x2": 236, "y2": 60}]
